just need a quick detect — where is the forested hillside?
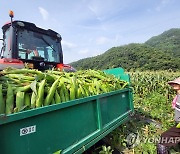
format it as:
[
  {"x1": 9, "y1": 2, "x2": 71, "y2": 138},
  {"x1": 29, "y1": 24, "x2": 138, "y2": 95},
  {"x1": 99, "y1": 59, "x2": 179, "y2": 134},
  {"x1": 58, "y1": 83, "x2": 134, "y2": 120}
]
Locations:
[
  {"x1": 145, "y1": 28, "x2": 180, "y2": 57},
  {"x1": 71, "y1": 29, "x2": 180, "y2": 71},
  {"x1": 71, "y1": 44, "x2": 179, "y2": 71}
]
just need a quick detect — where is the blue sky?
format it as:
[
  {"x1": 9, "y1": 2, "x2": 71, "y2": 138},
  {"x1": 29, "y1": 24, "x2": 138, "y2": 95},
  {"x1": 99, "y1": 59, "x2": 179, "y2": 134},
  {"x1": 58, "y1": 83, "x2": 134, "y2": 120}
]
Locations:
[{"x1": 0, "y1": 0, "x2": 180, "y2": 63}]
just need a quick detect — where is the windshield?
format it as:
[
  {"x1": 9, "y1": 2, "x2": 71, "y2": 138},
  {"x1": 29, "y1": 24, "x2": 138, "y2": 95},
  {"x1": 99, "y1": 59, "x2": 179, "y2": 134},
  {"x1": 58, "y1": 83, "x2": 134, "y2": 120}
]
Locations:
[{"x1": 17, "y1": 29, "x2": 61, "y2": 62}]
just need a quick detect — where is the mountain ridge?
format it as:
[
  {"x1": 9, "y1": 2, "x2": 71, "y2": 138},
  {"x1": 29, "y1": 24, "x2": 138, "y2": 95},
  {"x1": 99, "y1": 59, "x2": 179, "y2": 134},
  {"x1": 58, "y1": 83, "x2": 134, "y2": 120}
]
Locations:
[{"x1": 71, "y1": 28, "x2": 180, "y2": 71}]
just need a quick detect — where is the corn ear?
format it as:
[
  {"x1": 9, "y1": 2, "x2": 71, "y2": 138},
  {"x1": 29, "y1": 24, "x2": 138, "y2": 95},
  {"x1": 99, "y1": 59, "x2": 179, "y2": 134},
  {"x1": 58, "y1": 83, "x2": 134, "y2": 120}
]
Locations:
[
  {"x1": 63, "y1": 85, "x2": 70, "y2": 102},
  {"x1": 59, "y1": 87, "x2": 65, "y2": 102},
  {"x1": 5, "y1": 83, "x2": 14, "y2": 114},
  {"x1": 55, "y1": 90, "x2": 61, "y2": 104},
  {"x1": 51, "y1": 98, "x2": 55, "y2": 105},
  {"x1": 24, "y1": 93, "x2": 31, "y2": 108},
  {"x1": 44, "y1": 78, "x2": 59, "y2": 106},
  {"x1": 36, "y1": 79, "x2": 46, "y2": 108},
  {"x1": 70, "y1": 86, "x2": 75, "y2": 100},
  {"x1": 77, "y1": 87, "x2": 83, "y2": 98},
  {"x1": 31, "y1": 92, "x2": 36, "y2": 108},
  {"x1": 16, "y1": 91, "x2": 25, "y2": 112},
  {"x1": 14, "y1": 85, "x2": 31, "y2": 94},
  {"x1": 0, "y1": 84, "x2": 5, "y2": 114}
]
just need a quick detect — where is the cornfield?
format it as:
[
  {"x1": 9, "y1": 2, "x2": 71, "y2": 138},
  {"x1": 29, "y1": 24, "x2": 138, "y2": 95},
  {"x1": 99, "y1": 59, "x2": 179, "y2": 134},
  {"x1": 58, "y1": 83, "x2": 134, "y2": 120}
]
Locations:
[
  {"x1": 129, "y1": 71, "x2": 179, "y2": 99},
  {"x1": 107, "y1": 70, "x2": 180, "y2": 154}
]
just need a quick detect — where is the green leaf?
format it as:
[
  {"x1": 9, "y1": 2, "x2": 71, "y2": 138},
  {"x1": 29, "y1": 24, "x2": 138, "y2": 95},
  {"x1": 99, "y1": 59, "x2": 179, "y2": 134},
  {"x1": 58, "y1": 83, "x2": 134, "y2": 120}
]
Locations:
[
  {"x1": 176, "y1": 123, "x2": 180, "y2": 128},
  {"x1": 53, "y1": 150, "x2": 61, "y2": 154},
  {"x1": 30, "y1": 81, "x2": 37, "y2": 95},
  {"x1": 35, "y1": 73, "x2": 45, "y2": 81}
]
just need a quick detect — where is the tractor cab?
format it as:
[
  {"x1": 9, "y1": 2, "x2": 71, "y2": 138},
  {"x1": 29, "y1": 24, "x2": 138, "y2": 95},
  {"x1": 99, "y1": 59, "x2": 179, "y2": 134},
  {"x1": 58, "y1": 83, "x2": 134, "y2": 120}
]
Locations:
[{"x1": 0, "y1": 11, "x2": 75, "y2": 71}]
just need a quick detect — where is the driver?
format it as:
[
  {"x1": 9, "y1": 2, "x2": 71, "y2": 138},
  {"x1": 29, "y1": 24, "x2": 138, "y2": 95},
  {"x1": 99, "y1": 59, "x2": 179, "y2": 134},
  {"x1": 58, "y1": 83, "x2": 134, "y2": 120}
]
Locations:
[{"x1": 26, "y1": 44, "x2": 39, "y2": 57}]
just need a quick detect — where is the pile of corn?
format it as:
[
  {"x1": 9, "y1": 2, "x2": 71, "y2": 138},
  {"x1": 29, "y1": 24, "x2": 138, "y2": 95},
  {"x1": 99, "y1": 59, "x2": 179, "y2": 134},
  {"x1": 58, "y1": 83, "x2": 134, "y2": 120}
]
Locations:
[{"x1": 0, "y1": 68, "x2": 128, "y2": 115}]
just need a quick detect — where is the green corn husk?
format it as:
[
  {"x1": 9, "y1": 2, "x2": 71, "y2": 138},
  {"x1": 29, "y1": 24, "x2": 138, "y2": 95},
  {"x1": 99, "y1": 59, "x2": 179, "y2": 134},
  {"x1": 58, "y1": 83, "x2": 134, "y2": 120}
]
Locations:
[
  {"x1": 59, "y1": 87, "x2": 65, "y2": 103},
  {"x1": 63, "y1": 85, "x2": 70, "y2": 102},
  {"x1": 51, "y1": 98, "x2": 55, "y2": 105},
  {"x1": 24, "y1": 93, "x2": 31, "y2": 108},
  {"x1": 31, "y1": 92, "x2": 36, "y2": 108},
  {"x1": 14, "y1": 85, "x2": 31, "y2": 94},
  {"x1": 0, "y1": 84, "x2": 5, "y2": 114},
  {"x1": 5, "y1": 83, "x2": 14, "y2": 114},
  {"x1": 16, "y1": 91, "x2": 25, "y2": 112},
  {"x1": 55, "y1": 90, "x2": 61, "y2": 104},
  {"x1": 44, "y1": 78, "x2": 59, "y2": 106},
  {"x1": 2, "y1": 68, "x2": 42, "y2": 75},
  {"x1": 36, "y1": 79, "x2": 46, "y2": 108}
]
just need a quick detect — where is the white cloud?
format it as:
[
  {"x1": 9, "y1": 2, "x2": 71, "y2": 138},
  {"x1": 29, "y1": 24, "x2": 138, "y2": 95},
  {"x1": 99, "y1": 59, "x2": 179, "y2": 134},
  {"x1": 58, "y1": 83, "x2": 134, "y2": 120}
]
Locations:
[
  {"x1": 38, "y1": 7, "x2": 49, "y2": 21},
  {"x1": 96, "y1": 36, "x2": 110, "y2": 45}
]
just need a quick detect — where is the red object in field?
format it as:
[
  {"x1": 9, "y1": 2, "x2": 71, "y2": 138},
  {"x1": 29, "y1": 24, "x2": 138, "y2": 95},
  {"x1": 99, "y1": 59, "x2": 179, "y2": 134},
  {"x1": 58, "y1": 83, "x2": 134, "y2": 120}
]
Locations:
[
  {"x1": 56, "y1": 63, "x2": 76, "y2": 72},
  {"x1": 0, "y1": 58, "x2": 24, "y2": 70}
]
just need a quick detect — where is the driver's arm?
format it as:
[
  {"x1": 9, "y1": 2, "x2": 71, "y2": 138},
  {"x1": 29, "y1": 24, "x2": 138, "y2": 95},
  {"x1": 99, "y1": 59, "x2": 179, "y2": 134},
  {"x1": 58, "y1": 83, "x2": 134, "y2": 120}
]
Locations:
[{"x1": 33, "y1": 48, "x2": 39, "y2": 56}]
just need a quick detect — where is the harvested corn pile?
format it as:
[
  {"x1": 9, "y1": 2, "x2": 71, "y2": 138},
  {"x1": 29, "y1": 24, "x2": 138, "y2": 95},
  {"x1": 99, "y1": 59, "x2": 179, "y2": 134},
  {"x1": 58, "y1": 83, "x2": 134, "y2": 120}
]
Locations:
[{"x1": 0, "y1": 68, "x2": 128, "y2": 115}]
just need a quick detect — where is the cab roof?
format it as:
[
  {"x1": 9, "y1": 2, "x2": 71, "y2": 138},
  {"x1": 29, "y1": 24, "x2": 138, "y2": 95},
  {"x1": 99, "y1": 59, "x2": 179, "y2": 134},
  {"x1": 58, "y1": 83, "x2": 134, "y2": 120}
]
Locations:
[{"x1": 2, "y1": 20, "x2": 61, "y2": 40}]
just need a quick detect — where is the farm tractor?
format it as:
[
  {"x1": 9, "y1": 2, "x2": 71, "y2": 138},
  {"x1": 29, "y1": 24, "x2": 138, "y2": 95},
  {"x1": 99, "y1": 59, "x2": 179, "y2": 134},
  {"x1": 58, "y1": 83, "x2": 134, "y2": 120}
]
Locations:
[{"x1": 0, "y1": 10, "x2": 75, "y2": 71}]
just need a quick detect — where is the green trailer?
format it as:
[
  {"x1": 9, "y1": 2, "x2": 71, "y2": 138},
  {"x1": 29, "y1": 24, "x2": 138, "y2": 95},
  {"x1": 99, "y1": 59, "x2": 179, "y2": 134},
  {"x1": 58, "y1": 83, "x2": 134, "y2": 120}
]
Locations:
[{"x1": 0, "y1": 68, "x2": 134, "y2": 154}]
